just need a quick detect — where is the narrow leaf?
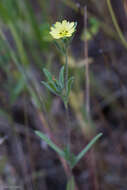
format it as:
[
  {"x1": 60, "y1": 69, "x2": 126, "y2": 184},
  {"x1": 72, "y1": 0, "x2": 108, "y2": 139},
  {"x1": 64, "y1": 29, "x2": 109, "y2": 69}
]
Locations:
[
  {"x1": 35, "y1": 131, "x2": 65, "y2": 157},
  {"x1": 72, "y1": 133, "x2": 102, "y2": 168},
  {"x1": 43, "y1": 68, "x2": 61, "y2": 93},
  {"x1": 59, "y1": 66, "x2": 65, "y2": 88},
  {"x1": 41, "y1": 81, "x2": 58, "y2": 95},
  {"x1": 55, "y1": 79, "x2": 61, "y2": 89},
  {"x1": 49, "y1": 80, "x2": 60, "y2": 93},
  {"x1": 43, "y1": 68, "x2": 52, "y2": 81},
  {"x1": 66, "y1": 77, "x2": 74, "y2": 97}
]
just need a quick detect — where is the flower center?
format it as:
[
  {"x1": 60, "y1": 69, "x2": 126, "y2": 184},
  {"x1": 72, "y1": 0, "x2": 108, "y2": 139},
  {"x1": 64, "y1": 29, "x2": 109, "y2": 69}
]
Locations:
[{"x1": 59, "y1": 30, "x2": 68, "y2": 36}]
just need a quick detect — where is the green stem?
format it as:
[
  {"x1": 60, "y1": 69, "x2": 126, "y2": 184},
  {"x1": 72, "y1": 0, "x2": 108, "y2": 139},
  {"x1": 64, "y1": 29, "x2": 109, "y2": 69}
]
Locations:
[
  {"x1": 64, "y1": 45, "x2": 71, "y2": 156},
  {"x1": 66, "y1": 176, "x2": 75, "y2": 190},
  {"x1": 65, "y1": 48, "x2": 68, "y2": 92},
  {"x1": 107, "y1": 0, "x2": 127, "y2": 49},
  {"x1": 65, "y1": 47, "x2": 70, "y2": 147},
  {"x1": 64, "y1": 46, "x2": 69, "y2": 108},
  {"x1": 66, "y1": 107, "x2": 71, "y2": 152}
]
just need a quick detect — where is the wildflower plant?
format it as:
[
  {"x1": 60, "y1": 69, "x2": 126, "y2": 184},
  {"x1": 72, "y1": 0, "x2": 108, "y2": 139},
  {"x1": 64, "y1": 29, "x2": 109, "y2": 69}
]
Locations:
[
  {"x1": 42, "y1": 20, "x2": 77, "y2": 108},
  {"x1": 35, "y1": 19, "x2": 102, "y2": 188}
]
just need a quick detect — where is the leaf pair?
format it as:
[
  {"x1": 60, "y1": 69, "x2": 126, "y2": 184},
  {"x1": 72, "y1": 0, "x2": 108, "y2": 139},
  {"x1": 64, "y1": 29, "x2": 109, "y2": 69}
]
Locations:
[
  {"x1": 63, "y1": 76, "x2": 74, "y2": 108},
  {"x1": 41, "y1": 66, "x2": 74, "y2": 107},
  {"x1": 35, "y1": 130, "x2": 102, "y2": 169},
  {"x1": 41, "y1": 66, "x2": 65, "y2": 96}
]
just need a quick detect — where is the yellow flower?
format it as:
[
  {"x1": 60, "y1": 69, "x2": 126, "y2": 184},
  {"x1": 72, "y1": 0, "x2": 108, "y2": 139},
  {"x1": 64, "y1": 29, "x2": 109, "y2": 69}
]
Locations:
[{"x1": 50, "y1": 20, "x2": 76, "y2": 39}]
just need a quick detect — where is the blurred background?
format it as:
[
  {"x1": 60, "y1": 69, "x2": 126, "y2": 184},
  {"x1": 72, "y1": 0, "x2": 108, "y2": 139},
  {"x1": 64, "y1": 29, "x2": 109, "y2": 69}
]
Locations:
[{"x1": 0, "y1": 0, "x2": 127, "y2": 189}]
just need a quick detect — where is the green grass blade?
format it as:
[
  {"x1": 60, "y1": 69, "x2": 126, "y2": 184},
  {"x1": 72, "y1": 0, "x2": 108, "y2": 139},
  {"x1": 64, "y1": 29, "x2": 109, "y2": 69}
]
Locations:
[
  {"x1": 24, "y1": 0, "x2": 43, "y2": 47},
  {"x1": 41, "y1": 81, "x2": 58, "y2": 95},
  {"x1": 0, "y1": 30, "x2": 42, "y2": 109},
  {"x1": 35, "y1": 131, "x2": 65, "y2": 157},
  {"x1": 72, "y1": 133, "x2": 102, "y2": 168},
  {"x1": 8, "y1": 22, "x2": 29, "y2": 66}
]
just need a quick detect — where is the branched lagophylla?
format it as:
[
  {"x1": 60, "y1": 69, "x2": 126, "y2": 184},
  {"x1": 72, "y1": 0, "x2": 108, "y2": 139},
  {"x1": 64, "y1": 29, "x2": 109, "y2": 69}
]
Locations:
[
  {"x1": 35, "y1": 20, "x2": 102, "y2": 171},
  {"x1": 42, "y1": 20, "x2": 77, "y2": 108}
]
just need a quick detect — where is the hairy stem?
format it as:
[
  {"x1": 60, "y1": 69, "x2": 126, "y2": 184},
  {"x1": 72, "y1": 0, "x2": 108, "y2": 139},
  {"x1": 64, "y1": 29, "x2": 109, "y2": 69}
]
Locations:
[
  {"x1": 64, "y1": 46, "x2": 71, "y2": 150},
  {"x1": 65, "y1": 48, "x2": 68, "y2": 95}
]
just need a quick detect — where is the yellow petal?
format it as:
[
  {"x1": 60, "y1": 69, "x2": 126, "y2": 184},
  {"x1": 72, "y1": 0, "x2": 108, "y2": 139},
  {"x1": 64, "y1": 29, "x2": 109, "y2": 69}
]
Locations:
[
  {"x1": 62, "y1": 20, "x2": 68, "y2": 27},
  {"x1": 68, "y1": 28, "x2": 75, "y2": 34},
  {"x1": 68, "y1": 22, "x2": 74, "y2": 29},
  {"x1": 54, "y1": 22, "x2": 62, "y2": 28},
  {"x1": 49, "y1": 20, "x2": 76, "y2": 39}
]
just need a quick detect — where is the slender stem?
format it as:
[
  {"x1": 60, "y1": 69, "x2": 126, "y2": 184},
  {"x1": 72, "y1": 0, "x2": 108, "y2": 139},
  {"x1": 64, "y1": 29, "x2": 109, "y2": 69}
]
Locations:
[
  {"x1": 65, "y1": 47, "x2": 68, "y2": 94},
  {"x1": 107, "y1": 0, "x2": 127, "y2": 49},
  {"x1": 64, "y1": 46, "x2": 71, "y2": 150},
  {"x1": 63, "y1": 43, "x2": 69, "y2": 109},
  {"x1": 63, "y1": 41, "x2": 78, "y2": 190},
  {"x1": 66, "y1": 107, "x2": 71, "y2": 150}
]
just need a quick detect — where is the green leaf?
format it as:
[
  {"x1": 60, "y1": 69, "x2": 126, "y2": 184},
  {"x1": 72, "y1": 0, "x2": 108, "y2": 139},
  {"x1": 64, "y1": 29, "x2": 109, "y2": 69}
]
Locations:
[
  {"x1": 35, "y1": 131, "x2": 65, "y2": 157},
  {"x1": 49, "y1": 80, "x2": 62, "y2": 94},
  {"x1": 55, "y1": 79, "x2": 60, "y2": 88},
  {"x1": 66, "y1": 77, "x2": 74, "y2": 97},
  {"x1": 59, "y1": 66, "x2": 65, "y2": 89},
  {"x1": 66, "y1": 176, "x2": 75, "y2": 190},
  {"x1": 43, "y1": 68, "x2": 53, "y2": 81},
  {"x1": 72, "y1": 133, "x2": 102, "y2": 168},
  {"x1": 41, "y1": 81, "x2": 58, "y2": 95},
  {"x1": 43, "y1": 68, "x2": 61, "y2": 93}
]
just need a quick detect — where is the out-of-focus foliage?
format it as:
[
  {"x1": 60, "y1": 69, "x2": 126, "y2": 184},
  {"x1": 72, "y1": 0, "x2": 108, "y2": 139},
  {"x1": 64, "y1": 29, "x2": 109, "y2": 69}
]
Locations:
[
  {"x1": 81, "y1": 17, "x2": 100, "y2": 41},
  {"x1": 0, "y1": 0, "x2": 127, "y2": 190}
]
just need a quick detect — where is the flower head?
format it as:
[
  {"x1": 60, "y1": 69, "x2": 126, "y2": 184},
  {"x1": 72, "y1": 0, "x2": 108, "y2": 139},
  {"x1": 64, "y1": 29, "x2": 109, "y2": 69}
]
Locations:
[{"x1": 50, "y1": 20, "x2": 76, "y2": 39}]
